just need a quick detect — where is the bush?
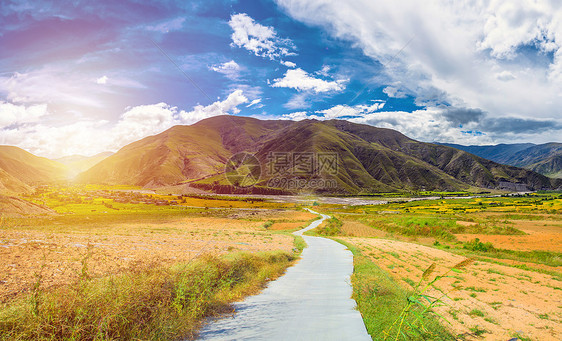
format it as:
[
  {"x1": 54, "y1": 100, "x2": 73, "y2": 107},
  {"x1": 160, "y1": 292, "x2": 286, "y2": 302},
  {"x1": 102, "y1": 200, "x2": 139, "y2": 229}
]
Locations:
[
  {"x1": 463, "y1": 238, "x2": 495, "y2": 252},
  {"x1": 315, "y1": 217, "x2": 343, "y2": 236}
]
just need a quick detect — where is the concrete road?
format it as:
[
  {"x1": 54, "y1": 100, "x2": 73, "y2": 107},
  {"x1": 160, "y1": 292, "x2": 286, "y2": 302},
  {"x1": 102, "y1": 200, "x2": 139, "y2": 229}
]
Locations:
[{"x1": 196, "y1": 210, "x2": 371, "y2": 341}]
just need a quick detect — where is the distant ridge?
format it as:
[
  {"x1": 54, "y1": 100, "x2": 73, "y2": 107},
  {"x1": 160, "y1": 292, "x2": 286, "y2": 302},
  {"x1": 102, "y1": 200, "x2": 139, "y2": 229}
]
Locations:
[
  {"x1": 55, "y1": 152, "x2": 114, "y2": 178},
  {"x1": 77, "y1": 116, "x2": 560, "y2": 194},
  {"x1": 0, "y1": 145, "x2": 67, "y2": 192},
  {"x1": 440, "y1": 142, "x2": 562, "y2": 178}
]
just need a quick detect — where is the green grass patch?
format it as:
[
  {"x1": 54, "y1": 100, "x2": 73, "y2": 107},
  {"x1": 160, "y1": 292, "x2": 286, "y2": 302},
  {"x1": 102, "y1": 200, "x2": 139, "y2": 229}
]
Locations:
[
  {"x1": 314, "y1": 216, "x2": 343, "y2": 236},
  {"x1": 334, "y1": 239, "x2": 454, "y2": 340},
  {"x1": 468, "y1": 309, "x2": 485, "y2": 317}
]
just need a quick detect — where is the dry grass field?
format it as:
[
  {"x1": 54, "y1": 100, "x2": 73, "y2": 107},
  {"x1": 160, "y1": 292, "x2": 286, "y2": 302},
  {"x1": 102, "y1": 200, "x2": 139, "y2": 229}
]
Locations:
[
  {"x1": 314, "y1": 193, "x2": 562, "y2": 340},
  {"x1": 0, "y1": 186, "x2": 316, "y2": 340},
  {"x1": 343, "y1": 236, "x2": 561, "y2": 340},
  {"x1": 0, "y1": 186, "x2": 316, "y2": 305},
  {"x1": 0, "y1": 215, "x2": 299, "y2": 303}
]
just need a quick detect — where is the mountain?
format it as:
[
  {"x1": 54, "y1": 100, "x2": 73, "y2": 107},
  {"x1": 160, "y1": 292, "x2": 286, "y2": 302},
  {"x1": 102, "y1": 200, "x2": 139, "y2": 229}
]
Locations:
[
  {"x1": 440, "y1": 142, "x2": 562, "y2": 178},
  {"x1": 527, "y1": 154, "x2": 562, "y2": 178},
  {"x1": 438, "y1": 143, "x2": 535, "y2": 165},
  {"x1": 0, "y1": 146, "x2": 68, "y2": 187},
  {"x1": 55, "y1": 152, "x2": 114, "y2": 178},
  {"x1": 78, "y1": 117, "x2": 290, "y2": 187},
  {"x1": 77, "y1": 116, "x2": 559, "y2": 194},
  {"x1": 0, "y1": 195, "x2": 53, "y2": 217},
  {"x1": 0, "y1": 168, "x2": 32, "y2": 194}
]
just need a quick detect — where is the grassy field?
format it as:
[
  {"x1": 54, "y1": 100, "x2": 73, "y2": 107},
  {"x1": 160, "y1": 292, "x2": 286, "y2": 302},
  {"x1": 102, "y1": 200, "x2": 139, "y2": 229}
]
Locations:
[
  {"x1": 314, "y1": 192, "x2": 562, "y2": 340},
  {"x1": 0, "y1": 251, "x2": 295, "y2": 340},
  {"x1": 0, "y1": 185, "x2": 317, "y2": 340},
  {"x1": 2, "y1": 187, "x2": 561, "y2": 340}
]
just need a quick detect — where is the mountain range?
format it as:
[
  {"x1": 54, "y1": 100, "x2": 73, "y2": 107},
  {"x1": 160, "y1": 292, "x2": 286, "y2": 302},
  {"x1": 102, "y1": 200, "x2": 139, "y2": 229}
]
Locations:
[
  {"x1": 2, "y1": 116, "x2": 560, "y2": 195},
  {"x1": 0, "y1": 146, "x2": 111, "y2": 194},
  {"x1": 440, "y1": 143, "x2": 562, "y2": 178},
  {"x1": 77, "y1": 116, "x2": 560, "y2": 194}
]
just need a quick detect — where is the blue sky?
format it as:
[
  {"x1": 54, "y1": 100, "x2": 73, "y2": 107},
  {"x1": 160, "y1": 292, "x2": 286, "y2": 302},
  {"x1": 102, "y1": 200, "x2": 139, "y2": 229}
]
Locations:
[{"x1": 1, "y1": 0, "x2": 561, "y2": 158}]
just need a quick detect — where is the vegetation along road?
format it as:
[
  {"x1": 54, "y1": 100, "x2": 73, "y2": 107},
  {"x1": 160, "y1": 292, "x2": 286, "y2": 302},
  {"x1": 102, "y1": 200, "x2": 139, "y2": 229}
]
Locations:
[{"x1": 196, "y1": 210, "x2": 370, "y2": 340}]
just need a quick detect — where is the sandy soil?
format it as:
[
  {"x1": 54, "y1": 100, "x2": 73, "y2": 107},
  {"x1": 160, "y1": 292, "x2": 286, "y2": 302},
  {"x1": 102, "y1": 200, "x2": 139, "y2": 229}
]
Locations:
[
  {"x1": 456, "y1": 220, "x2": 562, "y2": 252},
  {"x1": 0, "y1": 216, "x2": 295, "y2": 303},
  {"x1": 342, "y1": 237, "x2": 562, "y2": 341}
]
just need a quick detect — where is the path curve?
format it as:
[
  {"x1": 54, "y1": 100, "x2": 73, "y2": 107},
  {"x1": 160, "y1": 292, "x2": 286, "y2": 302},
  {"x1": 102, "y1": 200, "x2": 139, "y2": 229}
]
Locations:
[{"x1": 196, "y1": 209, "x2": 370, "y2": 340}]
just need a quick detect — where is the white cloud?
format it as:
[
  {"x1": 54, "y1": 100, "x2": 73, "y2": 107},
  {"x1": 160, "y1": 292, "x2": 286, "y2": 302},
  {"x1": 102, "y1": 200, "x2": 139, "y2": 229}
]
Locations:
[
  {"x1": 246, "y1": 98, "x2": 262, "y2": 107},
  {"x1": 0, "y1": 102, "x2": 48, "y2": 127},
  {"x1": 284, "y1": 93, "x2": 310, "y2": 109},
  {"x1": 271, "y1": 68, "x2": 347, "y2": 93},
  {"x1": 209, "y1": 60, "x2": 241, "y2": 80},
  {"x1": 317, "y1": 105, "x2": 360, "y2": 119},
  {"x1": 350, "y1": 108, "x2": 494, "y2": 145},
  {"x1": 96, "y1": 75, "x2": 108, "y2": 84},
  {"x1": 281, "y1": 60, "x2": 296, "y2": 68},
  {"x1": 180, "y1": 89, "x2": 248, "y2": 124},
  {"x1": 315, "y1": 65, "x2": 331, "y2": 76},
  {"x1": 280, "y1": 111, "x2": 309, "y2": 121},
  {"x1": 112, "y1": 102, "x2": 182, "y2": 148},
  {"x1": 316, "y1": 101, "x2": 385, "y2": 119},
  {"x1": 0, "y1": 90, "x2": 250, "y2": 158},
  {"x1": 383, "y1": 86, "x2": 407, "y2": 98},
  {"x1": 276, "y1": 0, "x2": 562, "y2": 127},
  {"x1": 229, "y1": 13, "x2": 296, "y2": 60},
  {"x1": 495, "y1": 71, "x2": 516, "y2": 81}
]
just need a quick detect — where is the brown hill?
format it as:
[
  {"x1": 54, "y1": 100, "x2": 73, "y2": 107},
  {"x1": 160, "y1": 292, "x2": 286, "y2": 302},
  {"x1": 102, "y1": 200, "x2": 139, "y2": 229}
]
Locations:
[
  {"x1": 77, "y1": 116, "x2": 558, "y2": 194},
  {"x1": 0, "y1": 146, "x2": 67, "y2": 187},
  {"x1": 55, "y1": 152, "x2": 113, "y2": 178}
]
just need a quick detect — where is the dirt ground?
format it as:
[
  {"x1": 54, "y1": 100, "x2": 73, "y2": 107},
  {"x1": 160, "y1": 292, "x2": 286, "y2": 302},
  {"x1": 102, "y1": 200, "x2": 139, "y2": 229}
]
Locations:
[
  {"x1": 0, "y1": 214, "x2": 298, "y2": 304},
  {"x1": 456, "y1": 220, "x2": 562, "y2": 252},
  {"x1": 343, "y1": 236, "x2": 562, "y2": 341}
]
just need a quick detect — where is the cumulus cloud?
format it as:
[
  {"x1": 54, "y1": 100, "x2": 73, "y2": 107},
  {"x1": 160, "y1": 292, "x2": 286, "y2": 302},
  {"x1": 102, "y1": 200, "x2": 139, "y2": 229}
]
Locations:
[
  {"x1": 209, "y1": 60, "x2": 241, "y2": 80},
  {"x1": 316, "y1": 101, "x2": 385, "y2": 119},
  {"x1": 0, "y1": 120, "x2": 112, "y2": 159},
  {"x1": 383, "y1": 86, "x2": 407, "y2": 98},
  {"x1": 495, "y1": 71, "x2": 516, "y2": 81},
  {"x1": 0, "y1": 90, "x2": 250, "y2": 158},
  {"x1": 350, "y1": 108, "x2": 492, "y2": 145},
  {"x1": 112, "y1": 103, "x2": 182, "y2": 147},
  {"x1": 180, "y1": 89, "x2": 248, "y2": 124},
  {"x1": 280, "y1": 111, "x2": 309, "y2": 121},
  {"x1": 281, "y1": 60, "x2": 296, "y2": 68},
  {"x1": 0, "y1": 102, "x2": 48, "y2": 127},
  {"x1": 96, "y1": 75, "x2": 108, "y2": 84},
  {"x1": 275, "y1": 0, "x2": 562, "y2": 127},
  {"x1": 441, "y1": 106, "x2": 485, "y2": 126},
  {"x1": 350, "y1": 105, "x2": 562, "y2": 146},
  {"x1": 271, "y1": 68, "x2": 347, "y2": 93},
  {"x1": 229, "y1": 13, "x2": 296, "y2": 60}
]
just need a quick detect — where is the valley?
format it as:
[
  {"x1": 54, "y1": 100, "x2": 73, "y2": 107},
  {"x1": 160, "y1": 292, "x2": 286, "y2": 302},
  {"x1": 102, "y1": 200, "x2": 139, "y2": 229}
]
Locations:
[
  {"x1": 1, "y1": 182, "x2": 560, "y2": 340},
  {"x1": 0, "y1": 117, "x2": 561, "y2": 340}
]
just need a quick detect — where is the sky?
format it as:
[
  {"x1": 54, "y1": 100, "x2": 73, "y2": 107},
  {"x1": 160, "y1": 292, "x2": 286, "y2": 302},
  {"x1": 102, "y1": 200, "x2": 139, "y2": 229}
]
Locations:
[{"x1": 1, "y1": 0, "x2": 561, "y2": 158}]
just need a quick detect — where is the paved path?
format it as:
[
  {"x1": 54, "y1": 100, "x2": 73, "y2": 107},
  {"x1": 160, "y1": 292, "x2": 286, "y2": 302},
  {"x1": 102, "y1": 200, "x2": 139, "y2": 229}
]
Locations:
[{"x1": 196, "y1": 210, "x2": 371, "y2": 341}]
